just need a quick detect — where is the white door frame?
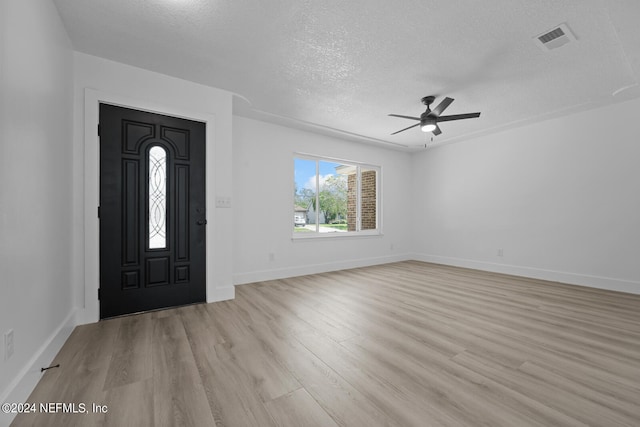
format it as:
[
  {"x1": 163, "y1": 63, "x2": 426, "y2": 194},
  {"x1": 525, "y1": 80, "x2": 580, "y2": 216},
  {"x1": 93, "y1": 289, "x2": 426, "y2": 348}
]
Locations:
[{"x1": 82, "y1": 88, "x2": 217, "y2": 323}]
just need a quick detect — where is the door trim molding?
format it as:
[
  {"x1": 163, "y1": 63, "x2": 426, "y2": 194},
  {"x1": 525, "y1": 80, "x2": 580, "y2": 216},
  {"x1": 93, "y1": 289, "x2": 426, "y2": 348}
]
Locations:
[{"x1": 82, "y1": 88, "x2": 226, "y2": 324}]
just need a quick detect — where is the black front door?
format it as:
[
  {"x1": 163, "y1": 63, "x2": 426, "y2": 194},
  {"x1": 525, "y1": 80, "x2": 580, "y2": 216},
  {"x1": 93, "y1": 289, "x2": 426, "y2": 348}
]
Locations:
[{"x1": 99, "y1": 104, "x2": 206, "y2": 318}]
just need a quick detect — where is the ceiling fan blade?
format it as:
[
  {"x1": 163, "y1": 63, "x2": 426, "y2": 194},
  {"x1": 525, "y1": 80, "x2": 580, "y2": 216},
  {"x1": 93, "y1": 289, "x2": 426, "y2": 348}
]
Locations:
[
  {"x1": 391, "y1": 123, "x2": 420, "y2": 135},
  {"x1": 437, "y1": 112, "x2": 481, "y2": 122},
  {"x1": 388, "y1": 114, "x2": 420, "y2": 121},
  {"x1": 432, "y1": 124, "x2": 442, "y2": 135},
  {"x1": 431, "y1": 97, "x2": 454, "y2": 117}
]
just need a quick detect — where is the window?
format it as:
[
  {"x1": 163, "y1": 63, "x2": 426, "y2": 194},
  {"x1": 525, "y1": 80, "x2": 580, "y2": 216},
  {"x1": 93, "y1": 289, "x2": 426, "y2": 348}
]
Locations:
[
  {"x1": 294, "y1": 155, "x2": 381, "y2": 237},
  {"x1": 148, "y1": 145, "x2": 167, "y2": 249}
]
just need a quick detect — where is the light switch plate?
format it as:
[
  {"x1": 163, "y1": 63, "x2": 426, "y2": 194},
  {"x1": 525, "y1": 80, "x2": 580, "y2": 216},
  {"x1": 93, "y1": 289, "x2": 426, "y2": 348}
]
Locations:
[{"x1": 215, "y1": 196, "x2": 232, "y2": 208}]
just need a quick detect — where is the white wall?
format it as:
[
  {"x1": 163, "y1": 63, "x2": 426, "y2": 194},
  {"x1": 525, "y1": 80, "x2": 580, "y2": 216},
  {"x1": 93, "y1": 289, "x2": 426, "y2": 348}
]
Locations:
[
  {"x1": 0, "y1": 0, "x2": 75, "y2": 416},
  {"x1": 72, "y1": 53, "x2": 236, "y2": 324},
  {"x1": 232, "y1": 116, "x2": 412, "y2": 284},
  {"x1": 411, "y1": 97, "x2": 640, "y2": 294}
]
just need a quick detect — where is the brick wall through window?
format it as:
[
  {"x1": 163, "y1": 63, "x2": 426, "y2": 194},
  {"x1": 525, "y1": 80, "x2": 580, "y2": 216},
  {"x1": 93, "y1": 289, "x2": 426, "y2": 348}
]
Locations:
[{"x1": 347, "y1": 170, "x2": 376, "y2": 231}]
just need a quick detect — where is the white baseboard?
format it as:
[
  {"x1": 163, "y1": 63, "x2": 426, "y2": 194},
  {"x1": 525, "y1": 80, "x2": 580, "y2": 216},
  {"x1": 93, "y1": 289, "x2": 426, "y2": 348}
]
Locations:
[
  {"x1": 411, "y1": 253, "x2": 640, "y2": 295},
  {"x1": 0, "y1": 308, "x2": 79, "y2": 427},
  {"x1": 233, "y1": 253, "x2": 411, "y2": 285},
  {"x1": 208, "y1": 286, "x2": 236, "y2": 303}
]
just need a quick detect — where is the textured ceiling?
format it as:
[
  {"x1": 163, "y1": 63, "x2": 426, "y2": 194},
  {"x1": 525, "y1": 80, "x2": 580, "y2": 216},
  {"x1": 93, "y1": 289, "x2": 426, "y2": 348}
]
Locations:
[{"x1": 53, "y1": 0, "x2": 640, "y2": 150}]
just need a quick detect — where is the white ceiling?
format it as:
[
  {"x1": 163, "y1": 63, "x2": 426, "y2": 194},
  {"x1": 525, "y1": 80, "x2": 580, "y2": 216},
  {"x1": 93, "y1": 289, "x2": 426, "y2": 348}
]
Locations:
[{"x1": 53, "y1": 0, "x2": 640, "y2": 150}]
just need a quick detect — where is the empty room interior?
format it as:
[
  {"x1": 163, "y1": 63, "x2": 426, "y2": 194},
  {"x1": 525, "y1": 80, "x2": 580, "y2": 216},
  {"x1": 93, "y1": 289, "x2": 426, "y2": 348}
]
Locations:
[{"x1": 1, "y1": 0, "x2": 640, "y2": 426}]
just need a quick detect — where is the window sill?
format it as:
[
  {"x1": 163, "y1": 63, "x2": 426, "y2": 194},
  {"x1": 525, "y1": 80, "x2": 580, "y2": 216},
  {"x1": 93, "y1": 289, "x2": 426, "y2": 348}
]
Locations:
[{"x1": 292, "y1": 230, "x2": 383, "y2": 241}]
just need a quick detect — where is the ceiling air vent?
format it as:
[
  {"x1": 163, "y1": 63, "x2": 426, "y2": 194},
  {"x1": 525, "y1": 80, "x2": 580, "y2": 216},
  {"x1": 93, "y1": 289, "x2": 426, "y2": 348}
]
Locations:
[{"x1": 533, "y1": 23, "x2": 576, "y2": 51}]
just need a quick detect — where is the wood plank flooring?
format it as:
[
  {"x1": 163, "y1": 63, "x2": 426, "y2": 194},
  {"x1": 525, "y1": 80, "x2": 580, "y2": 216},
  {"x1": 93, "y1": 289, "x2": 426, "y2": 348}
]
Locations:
[{"x1": 11, "y1": 261, "x2": 640, "y2": 426}]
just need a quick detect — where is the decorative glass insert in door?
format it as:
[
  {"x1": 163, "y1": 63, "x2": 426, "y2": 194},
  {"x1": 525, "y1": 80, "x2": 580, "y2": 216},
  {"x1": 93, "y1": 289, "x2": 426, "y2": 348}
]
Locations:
[{"x1": 148, "y1": 145, "x2": 167, "y2": 249}]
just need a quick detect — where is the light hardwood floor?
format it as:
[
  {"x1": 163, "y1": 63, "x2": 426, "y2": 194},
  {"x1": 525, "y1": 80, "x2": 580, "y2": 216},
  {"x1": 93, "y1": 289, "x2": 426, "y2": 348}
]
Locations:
[{"x1": 12, "y1": 261, "x2": 640, "y2": 426}]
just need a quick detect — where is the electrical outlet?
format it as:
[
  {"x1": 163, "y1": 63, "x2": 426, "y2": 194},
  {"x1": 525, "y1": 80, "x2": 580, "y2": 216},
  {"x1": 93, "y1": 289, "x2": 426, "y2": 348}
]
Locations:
[
  {"x1": 268, "y1": 252, "x2": 275, "y2": 261},
  {"x1": 497, "y1": 248, "x2": 504, "y2": 257},
  {"x1": 4, "y1": 329, "x2": 14, "y2": 361}
]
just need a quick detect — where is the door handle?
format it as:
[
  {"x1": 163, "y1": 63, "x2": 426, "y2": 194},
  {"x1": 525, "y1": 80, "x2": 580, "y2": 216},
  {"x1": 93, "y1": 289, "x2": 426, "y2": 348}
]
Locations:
[{"x1": 196, "y1": 219, "x2": 207, "y2": 226}]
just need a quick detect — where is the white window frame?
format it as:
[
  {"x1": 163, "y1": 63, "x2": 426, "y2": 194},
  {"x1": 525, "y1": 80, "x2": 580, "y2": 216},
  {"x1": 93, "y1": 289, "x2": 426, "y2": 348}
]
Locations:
[{"x1": 293, "y1": 153, "x2": 382, "y2": 239}]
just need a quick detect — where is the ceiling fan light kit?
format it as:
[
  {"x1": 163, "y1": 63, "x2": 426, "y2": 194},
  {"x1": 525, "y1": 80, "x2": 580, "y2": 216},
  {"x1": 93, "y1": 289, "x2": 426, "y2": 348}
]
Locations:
[
  {"x1": 389, "y1": 95, "x2": 481, "y2": 138},
  {"x1": 420, "y1": 121, "x2": 436, "y2": 132}
]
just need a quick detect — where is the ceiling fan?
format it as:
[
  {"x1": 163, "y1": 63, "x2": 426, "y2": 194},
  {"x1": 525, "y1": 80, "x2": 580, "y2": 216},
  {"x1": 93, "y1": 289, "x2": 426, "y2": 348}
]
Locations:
[{"x1": 389, "y1": 96, "x2": 481, "y2": 136}]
